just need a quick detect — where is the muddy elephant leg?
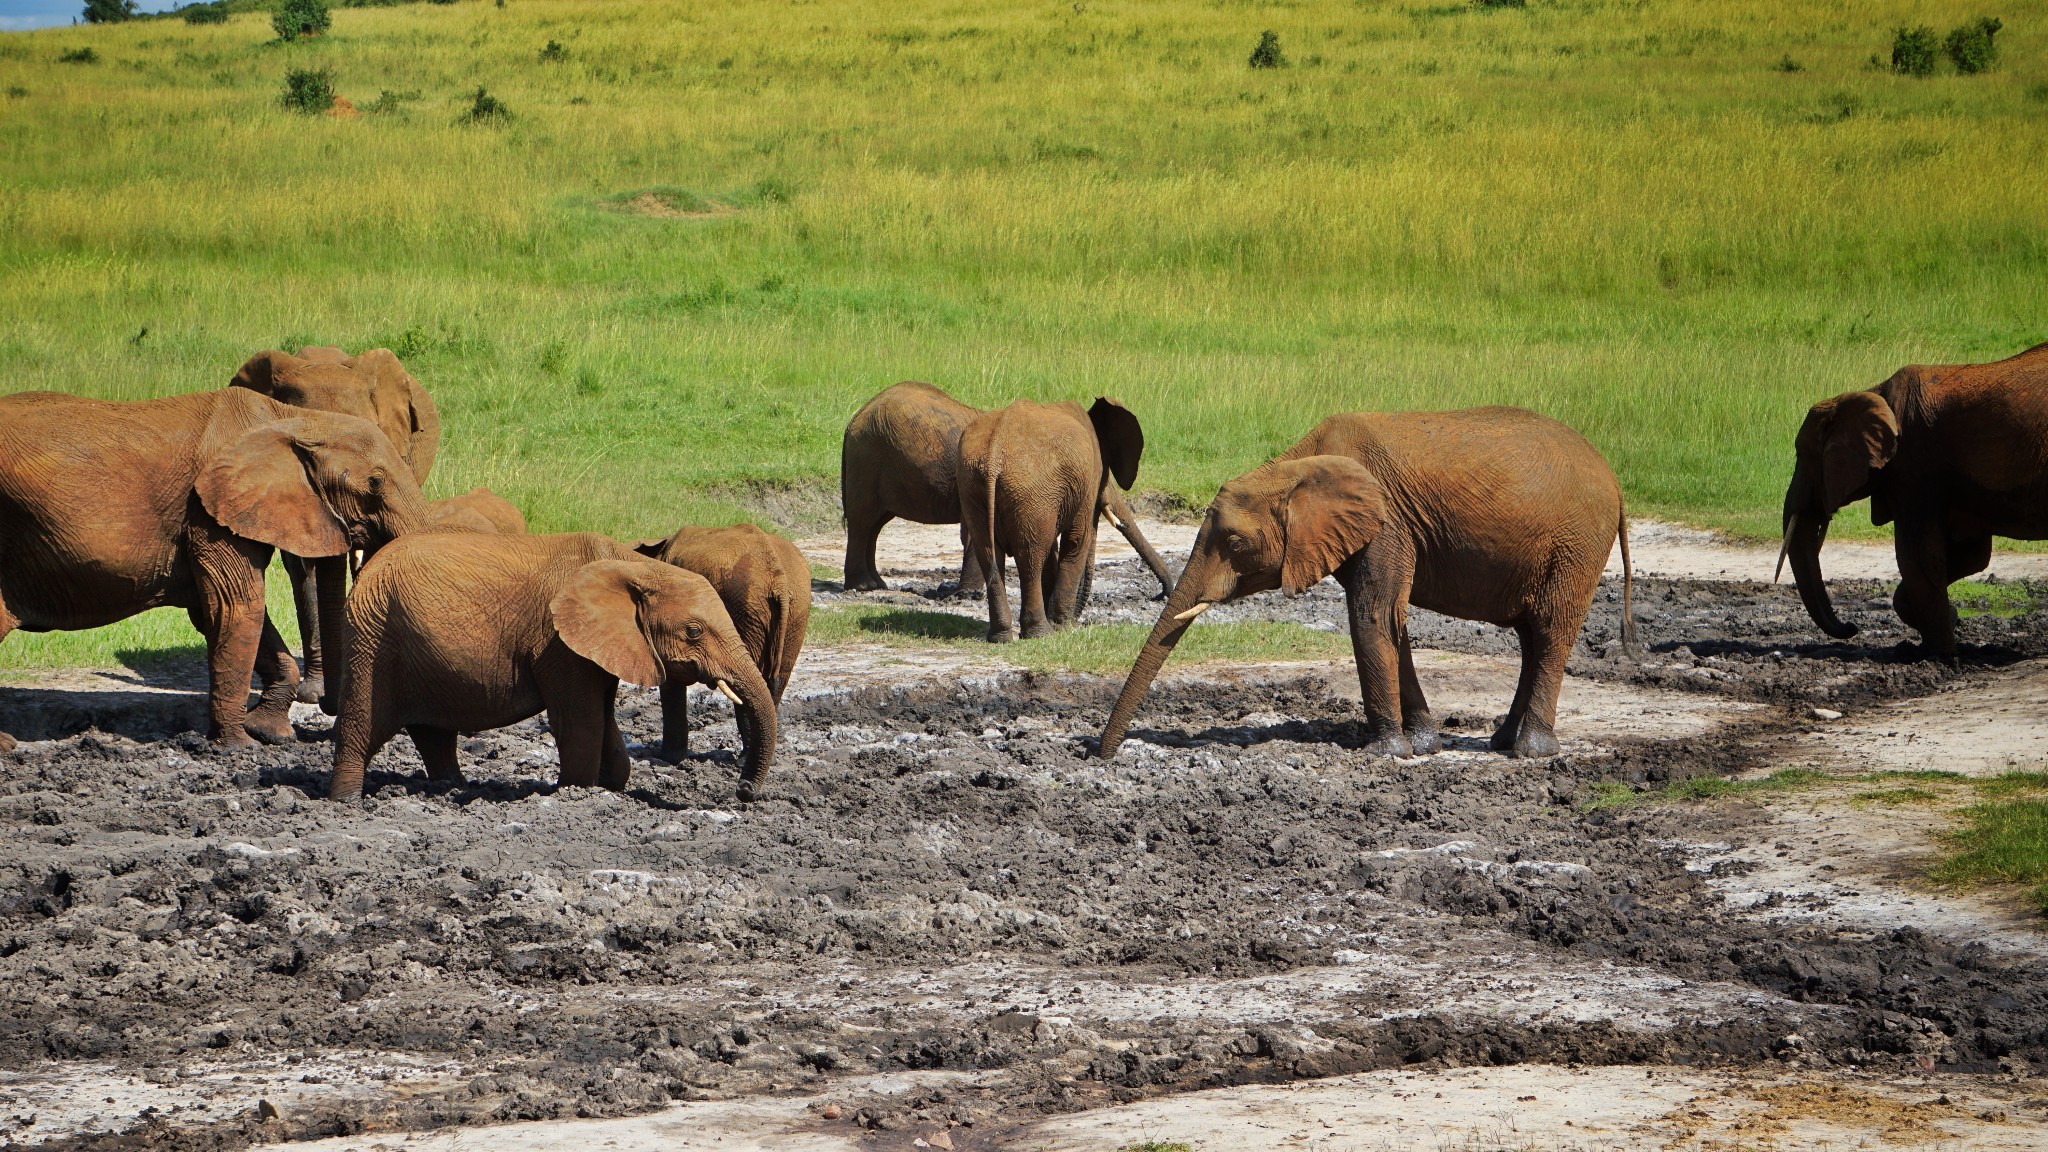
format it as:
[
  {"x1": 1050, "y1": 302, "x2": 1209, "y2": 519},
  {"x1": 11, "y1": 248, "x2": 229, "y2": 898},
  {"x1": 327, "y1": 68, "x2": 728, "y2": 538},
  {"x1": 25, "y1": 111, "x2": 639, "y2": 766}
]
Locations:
[
  {"x1": 188, "y1": 548, "x2": 272, "y2": 749},
  {"x1": 1016, "y1": 543, "x2": 1054, "y2": 640},
  {"x1": 983, "y1": 546, "x2": 1015, "y2": 643},
  {"x1": 542, "y1": 668, "x2": 616, "y2": 789},
  {"x1": 842, "y1": 502, "x2": 890, "y2": 592},
  {"x1": 659, "y1": 680, "x2": 689, "y2": 761},
  {"x1": 598, "y1": 696, "x2": 631, "y2": 792},
  {"x1": 1397, "y1": 625, "x2": 1439, "y2": 755},
  {"x1": 0, "y1": 590, "x2": 16, "y2": 756},
  {"x1": 1048, "y1": 513, "x2": 1093, "y2": 627},
  {"x1": 1893, "y1": 520, "x2": 1958, "y2": 659},
  {"x1": 329, "y1": 642, "x2": 395, "y2": 802},
  {"x1": 1340, "y1": 550, "x2": 1412, "y2": 758},
  {"x1": 1950, "y1": 534, "x2": 1993, "y2": 583},
  {"x1": 244, "y1": 614, "x2": 301, "y2": 745},
  {"x1": 408, "y1": 725, "x2": 463, "y2": 784},
  {"x1": 282, "y1": 553, "x2": 324, "y2": 704},
  {"x1": 1494, "y1": 617, "x2": 1569, "y2": 759},
  {"x1": 957, "y1": 524, "x2": 985, "y2": 593}
]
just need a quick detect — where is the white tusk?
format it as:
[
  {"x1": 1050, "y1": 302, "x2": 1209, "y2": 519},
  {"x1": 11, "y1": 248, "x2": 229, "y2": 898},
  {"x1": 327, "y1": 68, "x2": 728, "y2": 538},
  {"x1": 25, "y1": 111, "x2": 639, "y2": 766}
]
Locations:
[
  {"x1": 1104, "y1": 507, "x2": 1123, "y2": 529},
  {"x1": 715, "y1": 680, "x2": 743, "y2": 705},
  {"x1": 1173, "y1": 601, "x2": 1214, "y2": 622},
  {"x1": 1774, "y1": 523, "x2": 1793, "y2": 584}
]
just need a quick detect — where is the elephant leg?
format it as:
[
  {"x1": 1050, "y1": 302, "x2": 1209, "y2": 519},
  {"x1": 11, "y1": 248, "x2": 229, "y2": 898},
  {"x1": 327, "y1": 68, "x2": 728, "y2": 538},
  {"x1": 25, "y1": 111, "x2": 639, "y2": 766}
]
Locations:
[
  {"x1": 189, "y1": 547, "x2": 271, "y2": 749},
  {"x1": 1048, "y1": 514, "x2": 1093, "y2": 627},
  {"x1": 1893, "y1": 521, "x2": 1958, "y2": 658},
  {"x1": 1493, "y1": 618, "x2": 1568, "y2": 759},
  {"x1": 408, "y1": 725, "x2": 464, "y2": 784},
  {"x1": 0, "y1": 590, "x2": 15, "y2": 756},
  {"x1": 329, "y1": 643, "x2": 397, "y2": 801},
  {"x1": 244, "y1": 614, "x2": 301, "y2": 746},
  {"x1": 1949, "y1": 534, "x2": 1993, "y2": 583},
  {"x1": 1340, "y1": 551, "x2": 1412, "y2": 759},
  {"x1": 598, "y1": 698, "x2": 631, "y2": 792},
  {"x1": 283, "y1": 553, "x2": 324, "y2": 704},
  {"x1": 957, "y1": 524, "x2": 985, "y2": 593},
  {"x1": 543, "y1": 670, "x2": 615, "y2": 789},
  {"x1": 1017, "y1": 541, "x2": 1054, "y2": 640},
  {"x1": 659, "y1": 680, "x2": 690, "y2": 761},
  {"x1": 1397, "y1": 626, "x2": 1440, "y2": 755},
  {"x1": 983, "y1": 546, "x2": 1015, "y2": 643},
  {"x1": 843, "y1": 505, "x2": 890, "y2": 592}
]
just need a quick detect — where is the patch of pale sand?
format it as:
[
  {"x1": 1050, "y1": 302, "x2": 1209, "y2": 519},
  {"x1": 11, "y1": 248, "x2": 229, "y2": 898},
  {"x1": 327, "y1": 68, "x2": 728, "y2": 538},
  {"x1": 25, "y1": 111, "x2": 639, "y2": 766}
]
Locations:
[
  {"x1": 1796, "y1": 658, "x2": 2048, "y2": 777},
  {"x1": 794, "y1": 519, "x2": 1198, "y2": 579},
  {"x1": 1018, "y1": 1065, "x2": 2048, "y2": 1152},
  {"x1": 1605, "y1": 519, "x2": 2048, "y2": 583}
]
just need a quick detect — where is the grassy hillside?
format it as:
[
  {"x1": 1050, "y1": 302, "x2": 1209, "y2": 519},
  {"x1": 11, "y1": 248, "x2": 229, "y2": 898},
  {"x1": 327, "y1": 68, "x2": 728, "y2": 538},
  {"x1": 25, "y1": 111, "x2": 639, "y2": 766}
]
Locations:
[{"x1": 2, "y1": 0, "x2": 2046, "y2": 668}]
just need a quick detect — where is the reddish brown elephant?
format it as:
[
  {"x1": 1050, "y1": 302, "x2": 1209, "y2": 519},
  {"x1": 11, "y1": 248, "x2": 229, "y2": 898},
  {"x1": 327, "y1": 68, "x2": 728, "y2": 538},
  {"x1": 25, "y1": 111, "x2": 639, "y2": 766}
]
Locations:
[
  {"x1": 958, "y1": 397, "x2": 1157, "y2": 641},
  {"x1": 0, "y1": 388, "x2": 428, "y2": 754},
  {"x1": 1099, "y1": 408, "x2": 1635, "y2": 761},
  {"x1": 1781, "y1": 341, "x2": 2048, "y2": 658},
  {"x1": 230, "y1": 345, "x2": 441, "y2": 703},
  {"x1": 636, "y1": 523, "x2": 811, "y2": 761},
  {"x1": 840, "y1": 381, "x2": 1170, "y2": 595},
  {"x1": 427, "y1": 487, "x2": 527, "y2": 535},
  {"x1": 330, "y1": 533, "x2": 776, "y2": 802}
]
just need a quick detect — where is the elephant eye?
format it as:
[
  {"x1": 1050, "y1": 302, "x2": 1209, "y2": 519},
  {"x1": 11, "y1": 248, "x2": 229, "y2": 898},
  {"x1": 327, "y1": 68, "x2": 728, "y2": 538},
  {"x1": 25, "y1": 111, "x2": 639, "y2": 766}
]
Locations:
[
  {"x1": 367, "y1": 472, "x2": 384, "y2": 492},
  {"x1": 684, "y1": 622, "x2": 703, "y2": 641},
  {"x1": 1226, "y1": 533, "x2": 1248, "y2": 553}
]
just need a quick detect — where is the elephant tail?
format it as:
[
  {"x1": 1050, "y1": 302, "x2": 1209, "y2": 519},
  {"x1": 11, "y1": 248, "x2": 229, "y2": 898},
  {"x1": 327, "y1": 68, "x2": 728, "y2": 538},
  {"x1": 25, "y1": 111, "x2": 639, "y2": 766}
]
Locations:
[{"x1": 1617, "y1": 504, "x2": 1641, "y2": 657}]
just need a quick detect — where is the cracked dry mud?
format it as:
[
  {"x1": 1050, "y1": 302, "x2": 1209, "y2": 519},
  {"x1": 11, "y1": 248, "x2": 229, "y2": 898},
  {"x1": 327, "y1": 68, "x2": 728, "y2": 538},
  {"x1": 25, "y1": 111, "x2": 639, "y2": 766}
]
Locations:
[{"x1": 3, "y1": 547, "x2": 2048, "y2": 1150}]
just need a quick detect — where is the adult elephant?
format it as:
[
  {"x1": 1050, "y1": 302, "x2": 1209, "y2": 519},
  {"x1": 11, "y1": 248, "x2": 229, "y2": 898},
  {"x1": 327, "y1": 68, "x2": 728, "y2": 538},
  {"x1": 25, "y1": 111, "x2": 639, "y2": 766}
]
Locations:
[
  {"x1": 328, "y1": 533, "x2": 776, "y2": 803},
  {"x1": 636, "y1": 523, "x2": 811, "y2": 761},
  {"x1": 1098, "y1": 408, "x2": 1635, "y2": 761},
  {"x1": 1780, "y1": 341, "x2": 2048, "y2": 658},
  {"x1": 840, "y1": 381, "x2": 1170, "y2": 595},
  {"x1": 0, "y1": 388, "x2": 429, "y2": 754},
  {"x1": 230, "y1": 346, "x2": 440, "y2": 703}
]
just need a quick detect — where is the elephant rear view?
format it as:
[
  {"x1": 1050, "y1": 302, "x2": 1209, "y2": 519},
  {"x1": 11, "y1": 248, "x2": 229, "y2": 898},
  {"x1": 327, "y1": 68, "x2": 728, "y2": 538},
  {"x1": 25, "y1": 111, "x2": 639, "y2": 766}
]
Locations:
[
  {"x1": 636, "y1": 523, "x2": 811, "y2": 761},
  {"x1": 426, "y1": 487, "x2": 528, "y2": 535},
  {"x1": 1099, "y1": 407, "x2": 1635, "y2": 761},
  {"x1": 329, "y1": 532, "x2": 776, "y2": 802},
  {"x1": 958, "y1": 397, "x2": 1152, "y2": 641}
]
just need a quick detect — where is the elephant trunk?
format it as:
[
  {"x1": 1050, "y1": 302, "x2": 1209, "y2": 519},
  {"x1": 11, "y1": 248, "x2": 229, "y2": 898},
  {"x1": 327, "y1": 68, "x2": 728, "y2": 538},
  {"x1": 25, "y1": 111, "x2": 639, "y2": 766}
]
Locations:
[
  {"x1": 1098, "y1": 534, "x2": 1233, "y2": 758},
  {"x1": 314, "y1": 555, "x2": 350, "y2": 716},
  {"x1": 1103, "y1": 487, "x2": 1176, "y2": 593},
  {"x1": 1782, "y1": 466, "x2": 1857, "y2": 640},
  {"x1": 725, "y1": 661, "x2": 779, "y2": 802}
]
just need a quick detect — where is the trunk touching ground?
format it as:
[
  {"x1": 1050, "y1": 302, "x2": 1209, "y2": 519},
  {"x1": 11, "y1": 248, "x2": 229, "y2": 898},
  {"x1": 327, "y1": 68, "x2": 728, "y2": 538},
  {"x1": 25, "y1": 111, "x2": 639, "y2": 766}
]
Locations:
[
  {"x1": 1782, "y1": 468, "x2": 1858, "y2": 640},
  {"x1": 314, "y1": 555, "x2": 350, "y2": 716},
  {"x1": 1097, "y1": 542, "x2": 1232, "y2": 758},
  {"x1": 727, "y1": 660, "x2": 779, "y2": 802}
]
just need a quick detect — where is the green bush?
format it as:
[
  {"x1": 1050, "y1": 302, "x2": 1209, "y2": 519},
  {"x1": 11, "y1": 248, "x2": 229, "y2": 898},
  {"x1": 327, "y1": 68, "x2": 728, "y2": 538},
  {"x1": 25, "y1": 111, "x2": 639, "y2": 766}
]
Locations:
[
  {"x1": 1475, "y1": 0, "x2": 1527, "y2": 8},
  {"x1": 58, "y1": 47, "x2": 98, "y2": 64},
  {"x1": 1248, "y1": 29, "x2": 1284, "y2": 69},
  {"x1": 364, "y1": 87, "x2": 420, "y2": 114},
  {"x1": 538, "y1": 39, "x2": 567, "y2": 62},
  {"x1": 181, "y1": 2, "x2": 228, "y2": 23},
  {"x1": 279, "y1": 67, "x2": 335, "y2": 113},
  {"x1": 1891, "y1": 25, "x2": 1939, "y2": 77},
  {"x1": 82, "y1": 0, "x2": 137, "y2": 23},
  {"x1": 462, "y1": 86, "x2": 508, "y2": 123},
  {"x1": 1776, "y1": 54, "x2": 1803, "y2": 73},
  {"x1": 1944, "y1": 17, "x2": 2002, "y2": 74},
  {"x1": 274, "y1": 0, "x2": 332, "y2": 41}
]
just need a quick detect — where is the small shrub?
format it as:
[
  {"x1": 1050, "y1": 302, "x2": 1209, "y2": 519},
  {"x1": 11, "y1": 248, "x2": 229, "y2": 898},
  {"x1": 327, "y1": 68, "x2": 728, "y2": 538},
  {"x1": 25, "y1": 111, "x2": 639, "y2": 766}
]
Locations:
[
  {"x1": 754, "y1": 175, "x2": 792, "y2": 203},
  {"x1": 274, "y1": 0, "x2": 331, "y2": 42},
  {"x1": 538, "y1": 39, "x2": 567, "y2": 62},
  {"x1": 535, "y1": 339, "x2": 569, "y2": 375},
  {"x1": 1891, "y1": 25, "x2": 1939, "y2": 77},
  {"x1": 1776, "y1": 54, "x2": 1803, "y2": 73},
  {"x1": 279, "y1": 67, "x2": 334, "y2": 113},
  {"x1": 2029, "y1": 81, "x2": 2048, "y2": 103},
  {"x1": 5, "y1": 87, "x2": 27, "y2": 99},
  {"x1": 58, "y1": 47, "x2": 99, "y2": 64},
  {"x1": 1944, "y1": 17, "x2": 2002, "y2": 74},
  {"x1": 1248, "y1": 30, "x2": 1284, "y2": 69},
  {"x1": 181, "y1": 2, "x2": 228, "y2": 23},
  {"x1": 364, "y1": 87, "x2": 419, "y2": 114},
  {"x1": 462, "y1": 86, "x2": 508, "y2": 123},
  {"x1": 1812, "y1": 90, "x2": 1861, "y2": 121},
  {"x1": 82, "y1": 0, "x2": 137, "y2": 23},
  {"x1": 1475, "y1": 0, "x2": 1527, "y2": 7}
]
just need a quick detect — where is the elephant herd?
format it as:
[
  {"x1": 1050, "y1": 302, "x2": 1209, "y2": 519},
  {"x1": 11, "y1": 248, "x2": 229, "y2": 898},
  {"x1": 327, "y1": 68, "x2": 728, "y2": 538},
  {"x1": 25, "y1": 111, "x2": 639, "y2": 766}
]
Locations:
[{"x1": 1, "y1": 341, "x2": 2044, "y2": 802}]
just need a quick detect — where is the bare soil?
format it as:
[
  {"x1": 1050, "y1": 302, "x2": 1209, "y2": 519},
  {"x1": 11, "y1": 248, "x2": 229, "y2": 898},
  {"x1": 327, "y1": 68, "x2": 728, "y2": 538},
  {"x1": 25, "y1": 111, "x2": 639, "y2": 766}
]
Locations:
[{"x1": 4, "y1": 525, "x2": 2048, "y2": 1150}]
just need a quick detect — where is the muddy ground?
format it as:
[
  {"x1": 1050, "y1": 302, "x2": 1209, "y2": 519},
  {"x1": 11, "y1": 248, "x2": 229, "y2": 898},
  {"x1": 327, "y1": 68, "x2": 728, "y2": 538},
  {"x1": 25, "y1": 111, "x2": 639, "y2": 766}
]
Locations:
[{"x1": 3, "y1": 540, "x2": 2047, "y2": 1149}]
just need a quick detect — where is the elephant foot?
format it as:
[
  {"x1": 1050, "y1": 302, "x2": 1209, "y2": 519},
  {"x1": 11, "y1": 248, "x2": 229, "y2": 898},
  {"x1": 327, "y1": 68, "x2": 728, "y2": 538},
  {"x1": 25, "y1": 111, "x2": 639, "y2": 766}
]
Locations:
[
  {"x1": 599, "y1": 771, "x2": 629, "y2": 792},
  {"x1": 295, "y1": 675, "x2": 325, "y2": 705},
  {"x1": 986, "y1": 626, "x2": 1015, "y2": 644},
  {"x1": 1404, "y1": 724, "x2": 1442, "y2": 756},
  {"x1": 1489, "y1": 716, "x2": 1520, "y2": 752},
  {"x1": 844, "y1": 574, "x2": 887, "y2": 593},
  {"x1": 1360, "y1": 721, "x2": 1413, "y2": 759},
  {"x1": 211, "y1": 729, "x2": 261, "y2": 752},
  {"x1": 327, "y1": 775, "x2": 365, "y2": 803},
  {"x1": 1019, "y1": 620, "x2": 1055, "y2": 640},
  {"x1": 246, "y1": 710, "x2": 296, "y2": 746},
  {"x1": 1509, "y1": 727, "x2": 1561, "y2": 759}
]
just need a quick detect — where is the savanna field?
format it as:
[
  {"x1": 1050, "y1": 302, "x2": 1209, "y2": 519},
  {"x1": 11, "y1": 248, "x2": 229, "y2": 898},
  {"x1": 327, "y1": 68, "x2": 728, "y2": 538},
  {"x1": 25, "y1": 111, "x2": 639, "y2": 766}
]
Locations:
[{"x1": 1, "y1": 0, "x2": 2046, "y2": 670}]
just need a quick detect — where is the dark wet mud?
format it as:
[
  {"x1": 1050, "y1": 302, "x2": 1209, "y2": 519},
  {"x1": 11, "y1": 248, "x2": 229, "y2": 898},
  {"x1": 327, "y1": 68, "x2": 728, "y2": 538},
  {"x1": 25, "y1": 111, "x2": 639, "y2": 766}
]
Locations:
[{"x1": 4, "y1": 567, "x2": 2047, "y2": 1148}]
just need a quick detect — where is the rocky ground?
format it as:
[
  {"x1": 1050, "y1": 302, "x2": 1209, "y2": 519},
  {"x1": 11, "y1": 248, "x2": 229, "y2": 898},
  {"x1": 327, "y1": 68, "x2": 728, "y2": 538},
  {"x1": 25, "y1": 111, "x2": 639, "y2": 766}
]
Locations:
[{"x1": 2, "y1": 523, "x2": 2047, "y2": 1150}]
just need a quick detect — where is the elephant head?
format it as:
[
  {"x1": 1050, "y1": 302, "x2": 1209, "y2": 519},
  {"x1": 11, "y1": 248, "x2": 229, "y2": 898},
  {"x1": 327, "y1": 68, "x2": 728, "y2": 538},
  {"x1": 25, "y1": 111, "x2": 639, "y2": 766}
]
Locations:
[
  {"x1": 1098, "y1": 454, "x2": 1385, "y2": 758},
  {"x1": 231, "y1": 347, "x2": 442, "y2": 484},
  {"x1": 1779, "y1": 390, "x2": 1899, "y2": 640},
  {"x1": 552, "y1": 560, "x2": 779, "y2": 800}
]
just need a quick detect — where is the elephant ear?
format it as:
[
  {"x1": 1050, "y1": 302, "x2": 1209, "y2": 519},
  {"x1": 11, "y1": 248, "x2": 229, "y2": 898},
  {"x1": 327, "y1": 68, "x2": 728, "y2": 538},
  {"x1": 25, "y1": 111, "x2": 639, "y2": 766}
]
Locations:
[
  {"x1": 1278, "y1": 456, "x2": 1385, "y2": 596},
  {"x1": 228, "y1": 349, "x2": 303, "y2": 395},
  {"x1": 1820, "y1": 391, "x2": 1899, "y2": 510},
  {"x1": 1088, "y1": 398, "x2": 1145, "y2": 491},
  {"x1": 352, "y1": 348, "x2": 439, "y2": 483},
  {"x1": 194, "y1": 419, "x2": 350, "y2": 557},
  {"x1": 632, "y1": 538, "x2": 670, "y2": 559},
  {"x1": 551, "y1": 560, "x2": 664, "y2": 687}
]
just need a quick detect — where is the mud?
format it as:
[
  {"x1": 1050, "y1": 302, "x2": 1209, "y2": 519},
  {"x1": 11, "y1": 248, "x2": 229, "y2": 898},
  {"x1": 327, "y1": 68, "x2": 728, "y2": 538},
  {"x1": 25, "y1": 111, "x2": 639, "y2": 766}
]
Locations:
[{"x1": 4, "y1": 560, "x2": 2048, "y2": 1149}]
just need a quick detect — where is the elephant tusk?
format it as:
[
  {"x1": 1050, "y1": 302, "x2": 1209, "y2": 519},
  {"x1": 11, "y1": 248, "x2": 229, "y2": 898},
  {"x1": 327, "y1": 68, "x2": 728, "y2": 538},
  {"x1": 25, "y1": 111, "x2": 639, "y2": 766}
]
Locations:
[
  {"x1": 715, "y1": 680, "x2": 743, "y2": 705},
  {"x1": 1774, "y1": 524, "x2": 1793, "y2": 584},
  {"x1": 1173, "y1": 601, "x2": 1214, "y2": 622},
  {"x1": 1104, "y1": 507, "x2": 1123, "y2": 529}
]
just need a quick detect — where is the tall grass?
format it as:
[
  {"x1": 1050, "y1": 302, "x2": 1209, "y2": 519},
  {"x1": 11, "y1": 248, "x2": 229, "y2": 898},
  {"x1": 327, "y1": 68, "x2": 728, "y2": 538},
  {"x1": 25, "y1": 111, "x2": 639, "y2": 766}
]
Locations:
[{"x1": 2, "y1": 0, "x2": 2045, "y2": 667}]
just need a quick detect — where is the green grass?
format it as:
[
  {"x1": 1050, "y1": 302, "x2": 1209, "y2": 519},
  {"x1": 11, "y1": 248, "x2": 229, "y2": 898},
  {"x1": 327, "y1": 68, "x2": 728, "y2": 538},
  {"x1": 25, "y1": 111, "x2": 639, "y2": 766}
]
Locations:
[
  {"x1": 0, "y1": 564, "x2": 303, "y2": 681},
  {"x1": 3, "y1": 0, "x2": 2046, "y2": 670},
  {"x1": 1951, "y1": 579, "x2": 2047, "y2": 618},
  {"x1": 808, "y1": 605, "x2": 1351, "y2": 673},
  {"x1": 1121, "y1": 1143, "x2": 1194, "y2": 1152},
  {"x1": 1586, "y1": 767, "x2": 1829, "y2": 810},
  {"x1": 1934, "y1": 798, "x2": 2048, "y2": 912}
]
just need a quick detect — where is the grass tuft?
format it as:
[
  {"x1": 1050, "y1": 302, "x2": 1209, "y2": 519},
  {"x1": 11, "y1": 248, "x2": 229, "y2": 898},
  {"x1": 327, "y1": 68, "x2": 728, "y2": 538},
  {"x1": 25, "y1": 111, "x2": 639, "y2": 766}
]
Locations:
[
  {"x1": 1934, "y1": 799, "x2": 2048, "y2": 911},
  {"x1": 1588, "y1": 767, "x2": 1828, "y2": 810}
]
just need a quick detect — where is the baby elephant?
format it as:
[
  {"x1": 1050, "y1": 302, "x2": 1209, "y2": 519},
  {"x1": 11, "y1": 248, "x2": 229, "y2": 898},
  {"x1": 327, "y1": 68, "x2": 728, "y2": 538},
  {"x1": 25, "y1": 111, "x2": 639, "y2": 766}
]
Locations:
[
  {"x1": 636, "y1": 523, "x2": 811, "y2": 762},
  {"x1": 425, "y1": 486, "x2": 527, "y2": 535},
  {"x1": 329, "y1": 532, "x2": 778, "y2": 802}
]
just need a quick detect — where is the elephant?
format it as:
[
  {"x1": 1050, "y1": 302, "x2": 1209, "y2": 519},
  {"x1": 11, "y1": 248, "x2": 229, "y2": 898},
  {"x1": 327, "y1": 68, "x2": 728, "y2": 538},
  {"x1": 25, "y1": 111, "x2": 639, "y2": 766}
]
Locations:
[
  {"x1": 328, "y1": 532, "x2": 777, "y2": 802},
  {"x1": 1097, "y1": 407, "x2": 1636, "y2": 761},
  {"x1": 0, "y1": 387, "x2": 429, "y2": 754},
  {"x1": 635, "y1": 523, "x2": 811, "y2": 761},
  {"x1": 426, "y1": 487, "x2": 527, "y2": 535},
  {"x1": 230, "y1": 345, "x2": 441, "y2": 703},
  {"x1": 1780, "y1": 341, "x2": 2048, "y2": 658},
  {"x1": 840, "y1": 381, "x2": 1171, "y2": 595},
  {"x1": 958, "y1": 397, "x2": 1157, "y2": 641}
]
